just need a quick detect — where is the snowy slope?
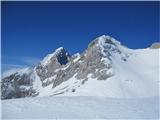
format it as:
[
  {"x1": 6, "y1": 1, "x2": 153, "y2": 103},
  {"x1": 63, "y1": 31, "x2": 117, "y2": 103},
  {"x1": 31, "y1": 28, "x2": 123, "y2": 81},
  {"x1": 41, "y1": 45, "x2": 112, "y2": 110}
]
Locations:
[{"x1": 2, "y1": 96, "x2": 159, "y2": 119}]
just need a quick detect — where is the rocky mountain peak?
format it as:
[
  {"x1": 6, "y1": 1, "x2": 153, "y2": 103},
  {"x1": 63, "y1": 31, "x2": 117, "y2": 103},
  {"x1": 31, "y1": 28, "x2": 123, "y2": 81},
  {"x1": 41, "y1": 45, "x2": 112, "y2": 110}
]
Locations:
[
  {"x1": 40, "y1": 47, "x2": 71, "y2": 66},
  {"x1": 88, "y1": 35, "x2": 121, "y2": 49},
  {"x1": 54, "y1": 47, "x2": 71, "y2": 65},
  {"x1": 86, "y1": 35, "x2": 124, "y2": 61},
  {"x1": 97, "y1": 35, "x2": 121, "y2": 45},
  {"x1": 34, "y1": 47, "x2": 71, "y2": 82}
]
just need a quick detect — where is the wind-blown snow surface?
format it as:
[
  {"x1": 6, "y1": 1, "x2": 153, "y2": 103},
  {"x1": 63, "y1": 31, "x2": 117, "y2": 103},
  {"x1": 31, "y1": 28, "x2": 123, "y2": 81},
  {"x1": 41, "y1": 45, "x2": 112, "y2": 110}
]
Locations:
[{"x1": 2, "y1": 96, "x2": 159, "y2": 119}]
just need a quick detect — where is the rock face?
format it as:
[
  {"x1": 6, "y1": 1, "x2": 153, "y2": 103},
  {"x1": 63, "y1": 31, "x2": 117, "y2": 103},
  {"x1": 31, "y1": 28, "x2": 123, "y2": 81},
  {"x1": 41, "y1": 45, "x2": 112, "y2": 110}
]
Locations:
[
  {"x1": 35, "y1": 47, "x2": 71, "y2": 85},
  {"x1": 2, "y1": 35, "x2": 157, "y2": 99},
  {"x1": 1, "y1": 68, "x2": 38, "y2": 99}
]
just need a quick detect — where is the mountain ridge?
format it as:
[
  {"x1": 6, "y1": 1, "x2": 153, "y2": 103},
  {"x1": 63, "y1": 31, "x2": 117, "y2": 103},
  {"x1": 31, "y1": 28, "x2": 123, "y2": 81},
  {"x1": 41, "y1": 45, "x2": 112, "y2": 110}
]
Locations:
[{"x1": 1, "y1": 35, "x2": 159, "y2": 99}]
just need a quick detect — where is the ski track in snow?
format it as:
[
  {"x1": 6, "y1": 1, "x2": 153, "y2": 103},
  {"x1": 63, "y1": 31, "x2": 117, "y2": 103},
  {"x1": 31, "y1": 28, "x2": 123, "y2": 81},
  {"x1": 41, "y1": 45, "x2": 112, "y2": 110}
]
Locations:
[{"x1": 2, "y1": 96, "x2": 159, "y2": 120}]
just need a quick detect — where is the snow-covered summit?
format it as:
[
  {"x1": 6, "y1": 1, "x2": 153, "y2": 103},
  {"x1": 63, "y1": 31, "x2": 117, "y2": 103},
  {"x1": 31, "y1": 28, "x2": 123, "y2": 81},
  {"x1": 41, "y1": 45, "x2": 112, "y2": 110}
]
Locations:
[
  {"x1": 97, "y1": 35, "x2": 121, "y2": 45},
  {"x1": 55, "y1": 46, "x2": 64, "y2": 53},
  {"x1": 87, "y1": 35, "x2": 123, "y2": 53},
  {"x1": 86, "y1": 35, "x2": 129, "y2": 64}
]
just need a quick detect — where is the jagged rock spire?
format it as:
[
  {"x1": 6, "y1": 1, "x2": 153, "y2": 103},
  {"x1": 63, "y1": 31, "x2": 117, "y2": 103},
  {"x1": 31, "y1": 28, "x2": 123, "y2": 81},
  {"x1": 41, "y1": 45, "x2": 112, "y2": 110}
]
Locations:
[{"x1": 40, "y1": 47, "x2": 71, "y2": 66}]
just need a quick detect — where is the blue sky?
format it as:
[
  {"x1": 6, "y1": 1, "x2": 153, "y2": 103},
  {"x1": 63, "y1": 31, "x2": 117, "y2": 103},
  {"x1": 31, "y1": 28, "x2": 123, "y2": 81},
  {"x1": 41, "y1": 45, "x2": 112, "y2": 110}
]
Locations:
[{"x1": 1, "y1": 1, "x2": 159, "y2": 72}]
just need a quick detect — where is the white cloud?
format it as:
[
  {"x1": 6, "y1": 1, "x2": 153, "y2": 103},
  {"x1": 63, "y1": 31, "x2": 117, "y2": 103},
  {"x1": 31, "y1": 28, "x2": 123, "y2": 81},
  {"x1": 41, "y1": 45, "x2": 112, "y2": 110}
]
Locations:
[
  {"x1": 2, "y1": 63, "x2": 27, "y2": 72},
  {"x1": 20, "y1": 57, "x2": 41, "y2": 66},
  {"x1": 1, "y1": 56, "x2": 41, "y2": 73}
]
